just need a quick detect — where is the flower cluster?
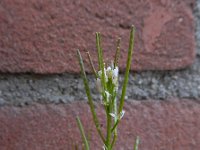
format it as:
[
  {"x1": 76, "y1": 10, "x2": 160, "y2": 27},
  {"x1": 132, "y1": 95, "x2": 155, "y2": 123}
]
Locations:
[
  {"x1": 96, "y1": 63, "x2": 119, "y2": 106},
  {"x1": 96, "y1": 64, "x2": 119, "y2": 93}
]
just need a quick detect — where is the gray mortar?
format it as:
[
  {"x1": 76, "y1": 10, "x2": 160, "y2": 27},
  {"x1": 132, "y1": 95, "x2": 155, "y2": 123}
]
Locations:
[
  {"x1": 195, "y1": 0, "x2": 200, "y2": 55},
  {"x1": 0, "y1": 0, "x2": 200, "y2": 106},
  {"x1": 0, "y1": 56, "x2": 200, "y2": 106}
]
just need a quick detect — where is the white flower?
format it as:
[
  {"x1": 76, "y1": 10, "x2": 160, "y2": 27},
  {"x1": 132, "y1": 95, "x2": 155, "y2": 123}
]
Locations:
[
  {"x1": 109, "y1": 110, "x2": 125, "y2": 120},
  {"x1": 96, "y1": 66, "x2": 119, "y2": 93},
  {"x1": 113, "y1": 67, "x2": 119, "y2": 78}
]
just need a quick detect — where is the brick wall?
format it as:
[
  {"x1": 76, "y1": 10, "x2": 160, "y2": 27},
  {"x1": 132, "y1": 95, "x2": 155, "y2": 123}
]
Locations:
[{"x1": 0, "y1": 0, "x2": 200, "y2": 149}]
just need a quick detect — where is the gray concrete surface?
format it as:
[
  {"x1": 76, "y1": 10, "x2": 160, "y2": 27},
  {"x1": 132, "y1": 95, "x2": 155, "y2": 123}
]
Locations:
[{"x1": 0, "y1": 0, "x2": 200, "y2": 106}]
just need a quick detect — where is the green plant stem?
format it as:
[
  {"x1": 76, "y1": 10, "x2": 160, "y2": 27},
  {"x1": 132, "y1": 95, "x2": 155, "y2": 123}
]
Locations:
[
  {"x1": 111, "y1": 131, "x2": 117, "y2": 149},
  {"x1": 118, "y1": 25, "x2": 135, "y2": 114},
  {"x1": 112, "y1": 26, "x2": 135, "y2": 149},
  {"x1": 111, "y1": 48, "x2": 119, "y2": 149},
  {"x1": 96, "y1": 33, "x2": 102, "y2": 71},
  {"x1": 96, "y1": 33, "x2": 107, "y2": 91},
  {"x1": 106, "y1": 105, "x2": 112, "y2": 150},
  {"x1": 76, "y1": 117, "x2": 90, "y2": 150},
  {"x1": 96, "y1": 32, "x2": 108, "y2": 116},
  {"x1": 111, "y1": 95, "x2": 118, "y2": 149},
  {"x1": 114, "y1": 38, "x2": 121, "y2": 68},
  {"x1": 106, "y1": 81, "x2": 117, "y2": 149},
  {"x1": 77, "y1": 49, "x2": 105, "y2": 143},
  {"x1": 111, "y1": 119, "x2": 119, "y2": 133},
  {"x1": 111, "y1": 119, "x2": 117, "y2": 149}
]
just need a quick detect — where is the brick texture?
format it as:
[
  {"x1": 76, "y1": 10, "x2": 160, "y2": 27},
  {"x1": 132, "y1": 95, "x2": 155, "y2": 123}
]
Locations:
[
  {"x1": 0, "y1": 100, "x2": 199, "y2": 150},
  {"x1": 0, "y1": 0, "x2": 195, "y2": 73}
]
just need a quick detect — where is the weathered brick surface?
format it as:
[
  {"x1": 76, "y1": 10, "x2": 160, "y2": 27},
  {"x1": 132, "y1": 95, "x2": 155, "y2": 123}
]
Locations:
[
  {"x1": 0, "y1": 0, "x2": 195, "y2": 73},
  {"x1": 0, "y1": 100, "x2": 199, "y2": 150}
]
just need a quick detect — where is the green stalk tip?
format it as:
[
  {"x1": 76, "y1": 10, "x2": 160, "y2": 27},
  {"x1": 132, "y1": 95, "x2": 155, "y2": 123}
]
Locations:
[
  {"x1": 76, "y1": 116, "x2": 90, "y2": 150},
  {"x1": 86, "y1": 51, "x2": 98, "y2": 78},
  {"x1": 118, "y1": 25, "x2": 135, "y2": 114},
  {"x1": 114, "y1": 37, "x2": 121, "y2": 68}
]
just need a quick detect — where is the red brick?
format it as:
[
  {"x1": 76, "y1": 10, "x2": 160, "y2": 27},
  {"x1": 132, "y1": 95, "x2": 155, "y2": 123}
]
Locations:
[
  {"x1": 0, "y1": 100, "x2": 199, "y2": 150},
  {"x1": 0, "y1": 0, "x2": 196, "y2": 73}
]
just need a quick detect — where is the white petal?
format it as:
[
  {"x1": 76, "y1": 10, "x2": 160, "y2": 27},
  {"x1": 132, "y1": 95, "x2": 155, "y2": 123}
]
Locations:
[
  {"x1": 106, "y1": 66, "x2": 111, "y2": 71},
  {"x1": 119, "y1": 110, "x2": 125, "y2": 120},
  {"x1": 113, "y1": 67, "x2": 119, "y2": 77},
  {"x1": 109, "y1": 113, "x2": 116, "y2": 119}
]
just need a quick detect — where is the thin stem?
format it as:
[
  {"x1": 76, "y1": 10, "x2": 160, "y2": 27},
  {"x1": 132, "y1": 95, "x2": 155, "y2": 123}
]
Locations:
[
  {"x1": 134, "y1": 136, "x2": 140, "y2": 150},
  {"x1": 111, "y1": 120, "x2": 119, "y2": 133},
  {"x1": 118, "y1": 25, "x2": 135, "y2": 114},
  {"x1": 110, "y1": 94, "x2": 118, "y2": 149},
  {"x1": 106, "y1": 105, "x2": 112, "y2": 149},
  {"x1": 113, "y1": 92, "x2": 118, "y2": 143},
  {"x1": 77, "y1": 49, "x2": 106, "y2": 143},
  {"x1": 114, "y1": 38, "x2": 121, "y2": 68},
  {"x1": 96, "y1": 33, "x2": 102, "y2": 71},
  {"x1": 76, "y1": 117, "x2": 90, "y2": 150},
  {"x1": 86, "y1": 51, "x2": 98, "y2": 78},
  {"x1": 113, "y1": 96, "x2": 117, "y2": 123},
  {"x1": 111, "y1": 97, "x2": 118, "y2": 149},
  {"x1": 106, "y1": 79, "x2": 116, "y2": 149},
  {"x1": 97, "y1": 33, "x2": 107, "y2": 91},
  {"x1": 111, "y1": 131, "x2": 117, "y2": 149},
  {"x1": 96, "y1": 33, "x2": 108, "y2": 122}
]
